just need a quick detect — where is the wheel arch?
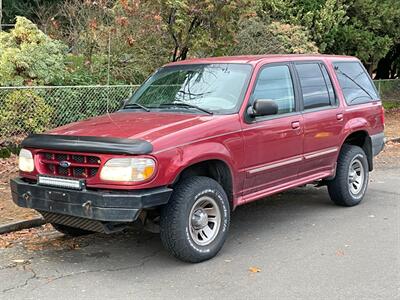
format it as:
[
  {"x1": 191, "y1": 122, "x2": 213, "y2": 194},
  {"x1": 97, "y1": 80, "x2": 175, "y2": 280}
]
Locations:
[
  {"x1": 172, "y1": 159, "x2": 234, "y2": 207},
  {"x1": 340, "y1": 130, "x2": 373, "y2": 171}
]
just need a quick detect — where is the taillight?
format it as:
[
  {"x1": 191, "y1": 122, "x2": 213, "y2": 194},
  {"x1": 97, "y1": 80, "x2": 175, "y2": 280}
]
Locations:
[{"x1": 381, "y1": 106, "x2": 385, "y2": 126}]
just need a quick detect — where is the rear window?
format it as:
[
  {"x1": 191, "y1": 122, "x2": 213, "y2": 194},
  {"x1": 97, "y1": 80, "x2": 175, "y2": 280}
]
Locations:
[{"x1": 333, "y1": 61, "x2": 379, "y2": 105}]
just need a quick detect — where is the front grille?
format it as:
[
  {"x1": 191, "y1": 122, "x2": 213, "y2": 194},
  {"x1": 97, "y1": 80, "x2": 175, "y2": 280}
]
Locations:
[{"x1": 39, "y1": 152, "x2": 101, "y2": 179}]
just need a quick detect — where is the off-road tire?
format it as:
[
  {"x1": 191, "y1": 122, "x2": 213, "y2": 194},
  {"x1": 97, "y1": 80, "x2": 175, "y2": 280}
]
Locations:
[
  {"x1": 328, "y1": 144, "x2": 369, "y2": 206},
  {"x1": 160, "y1": 176, "x2": 230, "y2": 263}
]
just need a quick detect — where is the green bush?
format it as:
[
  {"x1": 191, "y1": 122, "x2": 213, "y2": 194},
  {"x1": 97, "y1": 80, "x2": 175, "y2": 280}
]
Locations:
[
  {"x1": 230, "y1": 18, "x2": 318, "y2": 56},
  {"x1": 0, "y1": 90, "x2": 53, "y2": 136},
  {"x1": 0, "y1": 16, "x2": 67, "y2": 86}
]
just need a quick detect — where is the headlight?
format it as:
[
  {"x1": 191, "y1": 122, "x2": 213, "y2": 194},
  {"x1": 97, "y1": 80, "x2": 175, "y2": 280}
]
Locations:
[
  {"x1": 19, "y1": 149, "x2": 34, "y2": 172},
  {"x1": 100, "y1": 158, "x2": 156, "y2": 182}
]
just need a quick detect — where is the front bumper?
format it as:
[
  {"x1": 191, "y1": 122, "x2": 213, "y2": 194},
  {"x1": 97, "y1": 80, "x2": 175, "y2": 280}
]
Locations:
[{"x1": 10, "y1": 177, "x2": 172, "y2": 223}]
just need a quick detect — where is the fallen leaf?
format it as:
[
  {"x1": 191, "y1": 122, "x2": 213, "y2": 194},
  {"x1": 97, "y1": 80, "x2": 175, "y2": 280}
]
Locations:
[
  {"x1": 335, "y1": 249, "x2": 345, "y2": 256},
  {"x1": 249, "y1": 266, "x2": 261, "y2": 273},
  {"x1": 12, "y1": 259, "x2": 26, "y2": 264},
  {"x1": 0, "y1": 239, "x2": 11, "y2": 249}
]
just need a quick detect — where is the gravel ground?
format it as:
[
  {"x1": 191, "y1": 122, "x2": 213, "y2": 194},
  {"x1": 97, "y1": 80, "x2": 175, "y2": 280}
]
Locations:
[{"x1": 0, "y1": 165, "x2": 398, "y2": 300}]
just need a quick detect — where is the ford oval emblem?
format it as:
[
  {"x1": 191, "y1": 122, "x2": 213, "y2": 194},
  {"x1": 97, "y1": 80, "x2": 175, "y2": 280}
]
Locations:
[{"x1": 59, "y1": 161, "x2": 71, "y2": 168}]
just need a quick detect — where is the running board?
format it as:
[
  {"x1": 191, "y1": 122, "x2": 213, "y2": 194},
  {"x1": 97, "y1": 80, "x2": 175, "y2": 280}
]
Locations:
[{"x1": 237, "y1": 171, "x2": 332, "y2": 206}]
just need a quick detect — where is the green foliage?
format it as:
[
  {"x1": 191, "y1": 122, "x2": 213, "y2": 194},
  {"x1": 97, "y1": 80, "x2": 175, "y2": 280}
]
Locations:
[
  {"x1": 2, "y1": 0, "x2": 400, "y2": 84},
  {"x1": 331, "y1": 0, "x2": 400, "y2": 71},
  {"x1": 231, "y1": 18, "x2": 318, "y2": 55},
  {"x1": 107, "y1": 0, "x2": 172, "y2": 84},
  {"x1": 334, "y1": 25, "x2": 392, "y2": 66},
  {"x1": 260, "y1": 0, "x2": 400, "y2": 74},
  {"x1": 0, "y1": 90, "x2": 53, "y2": 136},
  {"x1": 260, "y1": 0, "x2": 347, "y2": 52},
  {"x1": 56, "y1": 0, "x2": 171, "y2": 85},
  {"x1": 2, "y1": 0, "x2": 63, "y2": 24},
  {"x1": 159, "y1": 0, "x2": 257, "y2": 60},
  {"x1": 382, "y1": 101, "x2": 400, "y2": 110},
  {"x1": 0, "y1": 17, "x2": 67, "y2": 86}
]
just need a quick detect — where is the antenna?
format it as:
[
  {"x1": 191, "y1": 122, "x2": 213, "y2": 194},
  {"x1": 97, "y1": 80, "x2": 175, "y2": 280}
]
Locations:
[
  {"x1": 106, "y1": 29, "x2": 111, "y2": 115},
  {"x1": 107, "y1": 30, "x2": 111, "y2": 86}
]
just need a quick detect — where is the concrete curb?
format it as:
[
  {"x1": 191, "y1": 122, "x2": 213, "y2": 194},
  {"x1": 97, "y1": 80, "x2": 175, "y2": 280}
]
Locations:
[{"x1": 0, "y1": 217, "x2": 45, "y2": 235}]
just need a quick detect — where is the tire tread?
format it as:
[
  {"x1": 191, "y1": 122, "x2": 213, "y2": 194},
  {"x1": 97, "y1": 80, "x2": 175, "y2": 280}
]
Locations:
[
  {"x1": 160, "y1": 176, "x2": 230, "y2": 263},
  {"x1": 327, "y1": 144, "x2": 369, "y2": 207}
]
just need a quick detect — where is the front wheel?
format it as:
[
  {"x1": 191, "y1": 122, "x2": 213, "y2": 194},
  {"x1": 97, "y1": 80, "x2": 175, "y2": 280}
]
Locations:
[
  {"x1": 327, "y1": 145, "x2": 369, "y2": 206},
  {"x1": 160, "y1": 176, "x2": 230, "y2": 263}
]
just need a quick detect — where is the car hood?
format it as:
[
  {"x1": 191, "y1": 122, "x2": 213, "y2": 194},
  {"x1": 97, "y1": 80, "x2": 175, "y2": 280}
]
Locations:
[{"x1": 49, "y1": 111, "x2": 217, "y2": 143}]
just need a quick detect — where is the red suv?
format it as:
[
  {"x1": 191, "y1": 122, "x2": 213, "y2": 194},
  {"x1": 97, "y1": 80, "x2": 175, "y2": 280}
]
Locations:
[{"x1": 11, "y1": 55, "x2": 384, "y2": 262}]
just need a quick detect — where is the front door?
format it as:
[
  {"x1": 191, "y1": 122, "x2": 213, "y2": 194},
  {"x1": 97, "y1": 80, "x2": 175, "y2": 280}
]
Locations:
[{"x1": 241, "y1": 63, "x2": 304, "y2": 203}]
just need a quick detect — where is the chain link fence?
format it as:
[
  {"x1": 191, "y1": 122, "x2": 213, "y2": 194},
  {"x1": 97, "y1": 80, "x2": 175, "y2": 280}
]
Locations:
[
  {"x1": 0, "y1": 80, "x2": 399, "y2": 146},
  {"x1": 375, "y1": 79, "x2": 400, "y2": 102},
  {"x1": 0, "y1": 85, "x2": 139, "y2": 145}
]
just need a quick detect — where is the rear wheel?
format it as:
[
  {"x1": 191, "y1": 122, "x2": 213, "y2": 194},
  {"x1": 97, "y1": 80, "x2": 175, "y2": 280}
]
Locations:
[
  {"x1": 51, "y1": 223, "x2": 93, "y2": 237},
  {"x1": 160, "y1": 176, "x2": 230, "y2": 263},
  {"x1": 327, "y1": 145, "x2": 369, "y2": 206}
]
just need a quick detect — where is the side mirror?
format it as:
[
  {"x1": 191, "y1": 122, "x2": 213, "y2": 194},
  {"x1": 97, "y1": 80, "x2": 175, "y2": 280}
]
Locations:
[{"x1": 247, "y1": 99, "x2": 278, "y2": 117}]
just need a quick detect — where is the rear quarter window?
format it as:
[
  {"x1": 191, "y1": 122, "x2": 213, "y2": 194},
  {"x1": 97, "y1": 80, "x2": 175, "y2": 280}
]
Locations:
[{"x1": 333, "y1": 61, "x2": 379, "y2": 105}]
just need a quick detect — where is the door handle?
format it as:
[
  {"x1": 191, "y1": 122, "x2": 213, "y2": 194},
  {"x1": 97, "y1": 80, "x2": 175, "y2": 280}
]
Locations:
[
  {"x1": 336, "y1": 113, "x2": 344, "y2": 121},
  {"x1": 291, "y1": 121, "x2": 300, "y2": 129}
]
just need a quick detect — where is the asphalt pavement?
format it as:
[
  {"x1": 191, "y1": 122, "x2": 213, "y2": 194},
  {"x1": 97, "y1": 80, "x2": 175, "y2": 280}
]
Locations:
[{"x1": 0, "y1": 167, "x2": 399, "y2": 300}]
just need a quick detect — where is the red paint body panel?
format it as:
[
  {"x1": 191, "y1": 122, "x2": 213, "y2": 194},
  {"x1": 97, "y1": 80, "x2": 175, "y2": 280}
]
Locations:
[{"x1": 20, "y1": 55, "x2": 385, "y2": 209}]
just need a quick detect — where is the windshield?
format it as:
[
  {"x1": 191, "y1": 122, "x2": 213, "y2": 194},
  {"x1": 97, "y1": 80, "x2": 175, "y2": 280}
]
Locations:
[{"x1": 125, "y1": 63, "x2": 253, "y2": 114}]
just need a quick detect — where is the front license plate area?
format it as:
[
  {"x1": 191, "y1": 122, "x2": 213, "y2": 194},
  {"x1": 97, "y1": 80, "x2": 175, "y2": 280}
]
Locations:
[{"x1": 46, "y1": 190, "x2": 70, "y2": 202}]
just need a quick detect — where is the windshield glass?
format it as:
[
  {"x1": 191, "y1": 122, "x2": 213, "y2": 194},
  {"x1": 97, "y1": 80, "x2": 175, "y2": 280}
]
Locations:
[{"x1": 126, "y1": 63, "x2": 253, "y2": 114}]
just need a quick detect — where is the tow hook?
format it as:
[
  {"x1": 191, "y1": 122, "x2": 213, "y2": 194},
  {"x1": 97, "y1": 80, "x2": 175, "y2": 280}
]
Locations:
[
  {"x1": 22, "y1": 191, "x2": 32, "y2": 202},
  {"x1": 82, "y1": 201, "x2": 92, "y2": 215}
]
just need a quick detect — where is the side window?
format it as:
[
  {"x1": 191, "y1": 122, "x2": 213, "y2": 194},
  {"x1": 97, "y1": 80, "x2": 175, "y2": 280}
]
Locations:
[
  {"x1": 295, "y1": 63, "x2": 334, "y2": 110},
  {"x1": 333, "y1": 61, "x2": 379, "y2": 105},
  {"x1": 252, "y1": 65, "x2": 295, "y2": 114}
]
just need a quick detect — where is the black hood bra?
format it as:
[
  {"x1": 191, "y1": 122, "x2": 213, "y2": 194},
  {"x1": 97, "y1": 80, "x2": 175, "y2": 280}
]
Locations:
[{"x1": 21, "y1": 134, "x2": 153, "y2": 155}]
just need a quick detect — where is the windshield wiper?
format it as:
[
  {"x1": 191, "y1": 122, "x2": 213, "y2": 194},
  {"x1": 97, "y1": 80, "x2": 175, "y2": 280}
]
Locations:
[
  {"x1": 159, "y1": 101, "x2": 213, "y2": 115},
  {"x1": 334, "y1": 66, "x2": 375, "y2": 102},
  {"x1": 123, "y1": 102, "x2": 151, "y2": 112}
]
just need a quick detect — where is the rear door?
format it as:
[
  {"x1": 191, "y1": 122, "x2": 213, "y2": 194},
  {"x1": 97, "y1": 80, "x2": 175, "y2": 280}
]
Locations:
[
  {"x1": 241, "y1": 63, "x2": 304, "y2": 200},
  {"x1": 293, "y1": 61, "x2": 343, "y2": 177}
]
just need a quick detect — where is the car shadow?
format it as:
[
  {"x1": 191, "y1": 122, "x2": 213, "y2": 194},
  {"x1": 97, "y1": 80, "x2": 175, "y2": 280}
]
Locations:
[{"x1": 21, "y1": 185, "x2": 347, "y2": 270}]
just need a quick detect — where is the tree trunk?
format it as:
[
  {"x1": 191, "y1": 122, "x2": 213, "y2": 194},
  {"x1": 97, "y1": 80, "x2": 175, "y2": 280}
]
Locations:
[
  {"x1": 375, "y1": 57, "x2": 392, "y2": 79},
  {"x1": 180, "y1": 47, "x2": 189, "y2": 61},
  {"x1": 366, "y1": 62, "x2": 374, "y2": 78},
  {"x1": 375, "y1": 44, "x2": 400, "y2": 79}
]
